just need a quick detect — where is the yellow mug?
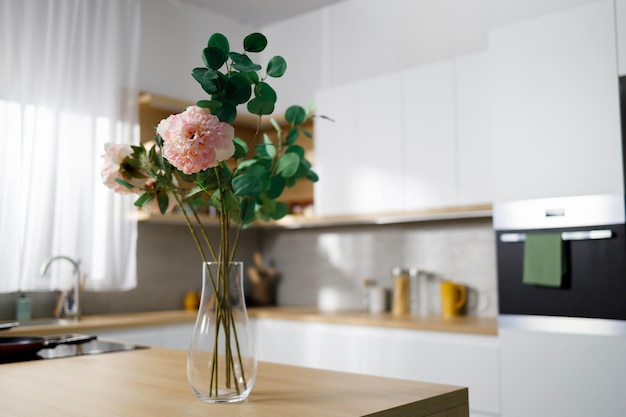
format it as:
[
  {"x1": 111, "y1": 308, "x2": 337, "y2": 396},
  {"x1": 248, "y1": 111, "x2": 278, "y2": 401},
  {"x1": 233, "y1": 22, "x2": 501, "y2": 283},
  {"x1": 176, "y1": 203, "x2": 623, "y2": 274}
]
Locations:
[{"x1": 440, "y1": 281, "x2": 467, "y2": 318}]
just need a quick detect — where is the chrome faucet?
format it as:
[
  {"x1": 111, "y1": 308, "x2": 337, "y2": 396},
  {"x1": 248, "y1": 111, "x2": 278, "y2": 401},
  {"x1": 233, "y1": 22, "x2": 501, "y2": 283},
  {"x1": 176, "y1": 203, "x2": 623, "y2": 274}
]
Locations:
[{"x1": 40, "y1": 255, "x2": 81, "y2": 321}]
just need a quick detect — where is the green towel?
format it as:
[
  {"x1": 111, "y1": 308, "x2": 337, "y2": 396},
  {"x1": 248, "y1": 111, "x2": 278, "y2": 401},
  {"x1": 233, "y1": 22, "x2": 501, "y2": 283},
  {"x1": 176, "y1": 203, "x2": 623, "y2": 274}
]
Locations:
[{"x1": 522, "y1": 233, "x2": 565, "y2": 287}]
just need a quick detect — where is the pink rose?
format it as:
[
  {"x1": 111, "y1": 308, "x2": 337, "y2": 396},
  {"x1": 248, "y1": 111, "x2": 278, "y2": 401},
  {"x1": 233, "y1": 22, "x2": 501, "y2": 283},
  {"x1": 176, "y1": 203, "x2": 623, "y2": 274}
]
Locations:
[
  {"x1": 157, "y1": 106, "x2": 235, "y2": 175},
  {"x1": 101, "y1": 143, "x2": 147, "y2": 193},
  {"x1": 101, "y1": 143, "x2": 134, "y2": 193}
]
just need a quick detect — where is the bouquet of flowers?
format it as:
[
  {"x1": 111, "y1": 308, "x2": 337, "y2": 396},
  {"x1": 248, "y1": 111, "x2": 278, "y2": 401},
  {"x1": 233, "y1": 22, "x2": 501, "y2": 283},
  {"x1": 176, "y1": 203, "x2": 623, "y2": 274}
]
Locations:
[{"x1": 102, "y1": 32, "x2": 318, "y2": 401}]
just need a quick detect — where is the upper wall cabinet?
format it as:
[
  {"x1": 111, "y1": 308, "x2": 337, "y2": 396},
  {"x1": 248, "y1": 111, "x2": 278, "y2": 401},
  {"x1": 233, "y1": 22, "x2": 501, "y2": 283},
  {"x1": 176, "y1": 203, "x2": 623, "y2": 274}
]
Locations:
[
  {"x1": 455, "y1": 51, "x2": 493, "y2": 206},
  {"x1": 314, "y1": 75, "x2": 404, "y2": 217},
  {"x1": 489, "y1": 0, "x2": 623, "y2": 203},
  {"x1": 314, "y1": 83, "x2": 359, "y2": 216},
  {"x1": 403, "y1": 60, "x2": 456, "y2": 210},
  {"x1": 314, "y1": 52, "x2": 492, "y2": 217}
]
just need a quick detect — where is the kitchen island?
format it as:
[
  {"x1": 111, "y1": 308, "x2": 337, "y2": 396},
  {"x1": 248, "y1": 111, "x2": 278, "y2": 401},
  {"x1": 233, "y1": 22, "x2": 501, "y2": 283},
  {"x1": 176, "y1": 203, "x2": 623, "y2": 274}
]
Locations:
[{"x1": 1, "y1": 346, "x2": 469, "y2": 416}]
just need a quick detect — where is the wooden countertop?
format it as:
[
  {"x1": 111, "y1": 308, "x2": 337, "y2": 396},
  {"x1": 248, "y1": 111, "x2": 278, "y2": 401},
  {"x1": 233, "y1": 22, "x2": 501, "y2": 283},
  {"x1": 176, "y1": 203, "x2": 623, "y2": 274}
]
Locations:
[
  {"x1": 0, "y1": 347, "x2": 469, "y2": 416},
  {"x1": 250, "y1": 307, "x2": 498, "y2": 336},
  {"x1": 4, "y1": 307, "x2": 497, "y2": 337}
]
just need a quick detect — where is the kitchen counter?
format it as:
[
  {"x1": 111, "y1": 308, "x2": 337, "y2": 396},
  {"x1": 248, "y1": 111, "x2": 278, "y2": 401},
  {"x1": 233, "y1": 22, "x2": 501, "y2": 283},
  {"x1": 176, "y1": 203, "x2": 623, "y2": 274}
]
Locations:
[
  {"x1": 4, "y1": 307, "x2": 497, "y2": 337},
  {"x1": 0, "y1": 347, "x2": 469, "y2": 416}
]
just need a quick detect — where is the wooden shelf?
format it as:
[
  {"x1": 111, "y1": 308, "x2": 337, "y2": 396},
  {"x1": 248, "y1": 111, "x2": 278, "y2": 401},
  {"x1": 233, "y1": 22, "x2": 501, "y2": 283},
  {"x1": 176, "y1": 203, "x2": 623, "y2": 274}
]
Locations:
[{"x1": 141, "y1": 204, "x2": 492, "y2": 229}]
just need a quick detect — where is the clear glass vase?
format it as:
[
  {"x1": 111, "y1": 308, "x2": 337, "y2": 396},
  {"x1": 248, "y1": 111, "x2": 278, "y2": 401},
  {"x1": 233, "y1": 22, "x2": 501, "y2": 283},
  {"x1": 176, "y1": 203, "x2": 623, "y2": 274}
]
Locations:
[{"x1": 187, "y1": 262, "x2": 257, "y2": 403}]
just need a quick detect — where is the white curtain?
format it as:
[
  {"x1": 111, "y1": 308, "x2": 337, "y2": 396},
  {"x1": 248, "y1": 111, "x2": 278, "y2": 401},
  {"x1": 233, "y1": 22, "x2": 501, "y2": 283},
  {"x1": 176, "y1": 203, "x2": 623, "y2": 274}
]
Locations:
[{"x1": 0, "y1": 0, "x2": 141, "y2": 292}]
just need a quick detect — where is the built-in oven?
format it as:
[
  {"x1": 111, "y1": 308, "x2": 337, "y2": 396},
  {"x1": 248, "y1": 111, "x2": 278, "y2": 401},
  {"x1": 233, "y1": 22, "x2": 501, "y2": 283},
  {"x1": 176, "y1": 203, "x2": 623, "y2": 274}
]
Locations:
[{"x1": 494, "y1": 194, "x2": 626, "y2": 417}]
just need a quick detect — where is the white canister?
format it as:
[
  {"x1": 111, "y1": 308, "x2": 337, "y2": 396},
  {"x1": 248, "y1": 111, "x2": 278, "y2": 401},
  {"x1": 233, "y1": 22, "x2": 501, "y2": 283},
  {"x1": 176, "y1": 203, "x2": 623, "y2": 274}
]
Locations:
[{"x1": 368, "y1": 286, "x2": 387, "y2": 314}]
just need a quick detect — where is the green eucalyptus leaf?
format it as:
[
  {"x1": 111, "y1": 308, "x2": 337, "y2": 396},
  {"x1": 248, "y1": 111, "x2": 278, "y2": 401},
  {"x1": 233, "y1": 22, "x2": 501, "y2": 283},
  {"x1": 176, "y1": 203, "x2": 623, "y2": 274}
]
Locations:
[
  {"x1": 232, "y1": 174, "x2": 264, "y2": 197},
  {"x1": 196, "y1": 99, "x2": 222, "y2": 110},
  {"x1": 301, "y1": 128, "x2": 312, "y2": 138},
  {"x1": 229, "y1": 52, "x2": 262, "y2": 72},
  {"x1": 245, "y1": 71, "x2": 259, "y2": 84},
  {"x1": 286, "y1": 144, "x2": 305, "y2": 159},
  {"x1": 191, "y1": 68, "x2": 219, "y2": 94},
  {"x1": 212, "y1": 98, "x2": 237, "y2": 123},
  {"x1": 155, "y1": 134, "x2": 163, "y2": 149},
  {"x1": 252, "y1": 82, "x2": 277, "y2": 103},
  {"x1": 292, "y1": 157, "x2": 312, "y2": 179},
  {"x1": 239, "y1": 198, "x2": 256, "y2": 225},
  {"x1": 285, "y1": 105, "x2": 306, "y2": 125},
  {"x1": 263, "y1": 133, "x2": 276, "y2": 158},
  {"x1": 225, "y1": 73, "x2": 252, "y2": 105},
  {"x1": 277, "y1": 152, "x2": 300, "y2": 178},
  {"x1": 266, "y1": 56, "x2": 287, "y2": 78},
  {"x1": 255, "y1": 208, "x2": 270, "y2": 223},
  {"x1": 233, "y1": 137, "x2": 248, "y2": 159},
  {"x1": 270, "y1": 117, "x2": 282, "y2": 136},
  {"x1": 208, "y1": 33, "x2": 230, "y2": 55},
  {"x1": 266, "y1": 176, "x2": 286, "y2": 199},
  {"x1": 247, "y1": 96, "x2": 275, "y2": 116},
  {"x1": 269, "y1": 201, "x2": 289, "y2": 220},
  {"x1": 203, "y1": 46, "x2": 228, "y2": 70},
  {"x1": 243, "y1": 32, "x2": 267, "y2": 52},
  {"x1": 284, "y1": 127, "x2": 299, "y2": 145},
  {"x1": 307, "y1": 169, "x2": 319, "y2": 182},
  {"x1": 233, "y1": 159, "x2": 257, "y2": 175}
]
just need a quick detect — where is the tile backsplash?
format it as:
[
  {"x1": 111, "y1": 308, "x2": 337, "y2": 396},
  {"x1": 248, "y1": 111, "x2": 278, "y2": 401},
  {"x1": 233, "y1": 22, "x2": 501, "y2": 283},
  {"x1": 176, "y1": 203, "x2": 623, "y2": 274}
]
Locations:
[
  {"x1": 0, "y1": 217, "x2": 497, "y2": 320},
  {"x1": 261, "y1": 218, "x2": 497, "y2": 317}
]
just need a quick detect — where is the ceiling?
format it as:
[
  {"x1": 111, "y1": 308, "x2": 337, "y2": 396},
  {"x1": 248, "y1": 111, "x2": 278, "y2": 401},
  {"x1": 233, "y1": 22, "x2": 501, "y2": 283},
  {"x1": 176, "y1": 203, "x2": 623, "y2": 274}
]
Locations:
[{"x1": 178, "y1": 0, "x2": 346, "y2": 27}]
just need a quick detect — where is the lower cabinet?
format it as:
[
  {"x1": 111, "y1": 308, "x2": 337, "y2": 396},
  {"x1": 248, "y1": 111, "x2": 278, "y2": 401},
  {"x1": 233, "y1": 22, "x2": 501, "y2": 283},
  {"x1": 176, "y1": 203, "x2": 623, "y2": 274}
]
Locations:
[
  {"x1": 99, "y1": 323, "x2": 194, "y2": 350},
  {"x1": 500, "y1": 327, "x2": 626, "y2": 417},
  {"x1": 251, "y1": 318, "x2": 500, "y2": 417}
]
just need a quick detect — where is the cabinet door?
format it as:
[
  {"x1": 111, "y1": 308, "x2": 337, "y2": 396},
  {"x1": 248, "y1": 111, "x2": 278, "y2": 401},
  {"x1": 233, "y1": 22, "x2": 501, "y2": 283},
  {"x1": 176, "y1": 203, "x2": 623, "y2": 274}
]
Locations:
[
  {"x1": 489, "y1": 0, "x2": 622, "y2": 202},
  {"x1": 455, "y1": 51, "x2": 492, "y2": 206},
  {"x1": 252, "y1": 318, "x2": 501, "y2": 416},
  {"x1": 314, "y1": 83, "x2": 358, "y2": 216},
  {"x1": 403, "y1": 60, "x2": 457, "y2": 210},
  {"x1": 354, "y1": 72, "x2": 404, "y2": 214},
  {"x1": 501, "y1": 328, "x2": 626, "y2": 417}
]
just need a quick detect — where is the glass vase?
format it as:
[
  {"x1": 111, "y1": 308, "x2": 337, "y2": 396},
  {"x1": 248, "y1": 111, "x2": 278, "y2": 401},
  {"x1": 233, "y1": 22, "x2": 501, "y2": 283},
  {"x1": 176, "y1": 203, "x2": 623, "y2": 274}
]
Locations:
[{"x1": 187, "y1": 261, "x2": 257, "y2": 403}]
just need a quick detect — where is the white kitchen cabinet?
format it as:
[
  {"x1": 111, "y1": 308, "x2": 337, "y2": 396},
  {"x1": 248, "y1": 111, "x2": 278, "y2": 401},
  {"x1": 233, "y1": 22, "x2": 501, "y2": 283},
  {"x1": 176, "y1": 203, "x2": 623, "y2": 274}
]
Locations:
[
  {"x1": 489, "y1": 0, "x2": 623, "y2": 202},
  {"x1": 354, "y1": 71, "x2": 404, "y2": 214},
  {"x1": 315, "y1": 51, "x2": 493, "y2": 216},
  {"x1": 403, "y1": 60, "x2": 457, "y2": 210},
  {"x1": 252, "y1": 318, "x2": 500, "y2": 417},
  {"x1": 314, "y1": 82, "x2": 358, "y2": 216},
  {"x1": 314, "y1": 73, "x2": 403, "y2": 216},
  {"x1": 455, "y1": 51, "x2": 492, "y2": 206},
  {"x1": 500, "y1": 326, "x2": 626, "y2": 417}
]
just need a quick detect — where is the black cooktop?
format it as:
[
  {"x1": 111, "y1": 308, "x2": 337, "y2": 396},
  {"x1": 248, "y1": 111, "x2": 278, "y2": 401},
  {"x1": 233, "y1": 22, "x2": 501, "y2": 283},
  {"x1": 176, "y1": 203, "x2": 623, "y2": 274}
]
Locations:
[{"x1": 0, "y1": 336, "x2": 147, "y2": 364}]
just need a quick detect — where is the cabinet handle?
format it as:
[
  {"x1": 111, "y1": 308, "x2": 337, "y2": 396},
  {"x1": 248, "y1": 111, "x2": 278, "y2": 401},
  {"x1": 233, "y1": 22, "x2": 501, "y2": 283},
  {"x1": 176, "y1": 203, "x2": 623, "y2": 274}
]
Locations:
[{"x1": 499, "y1": 229, "x2": 613, "y2": 243}]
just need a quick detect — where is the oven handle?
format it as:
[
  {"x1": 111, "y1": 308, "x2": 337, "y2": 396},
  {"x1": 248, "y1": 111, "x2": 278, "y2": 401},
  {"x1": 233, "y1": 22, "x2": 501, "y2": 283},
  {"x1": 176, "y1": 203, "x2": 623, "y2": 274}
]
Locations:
[{"x1": 499, "y1": 229, "x2": 613, "y2": 243}]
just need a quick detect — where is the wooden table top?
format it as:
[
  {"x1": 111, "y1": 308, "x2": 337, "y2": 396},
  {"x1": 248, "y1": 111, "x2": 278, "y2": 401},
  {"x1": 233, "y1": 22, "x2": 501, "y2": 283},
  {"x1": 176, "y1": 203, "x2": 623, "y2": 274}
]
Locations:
[{"x1": 0, "y1": 346, "x2": 468, "y2": 416}]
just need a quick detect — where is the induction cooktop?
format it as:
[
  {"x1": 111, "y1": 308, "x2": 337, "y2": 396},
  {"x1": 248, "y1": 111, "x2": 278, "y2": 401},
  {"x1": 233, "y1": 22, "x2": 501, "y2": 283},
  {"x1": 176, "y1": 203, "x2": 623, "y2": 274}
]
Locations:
[{"x1": 0, "y1": 335, "x2": 148, "y2": 364}]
